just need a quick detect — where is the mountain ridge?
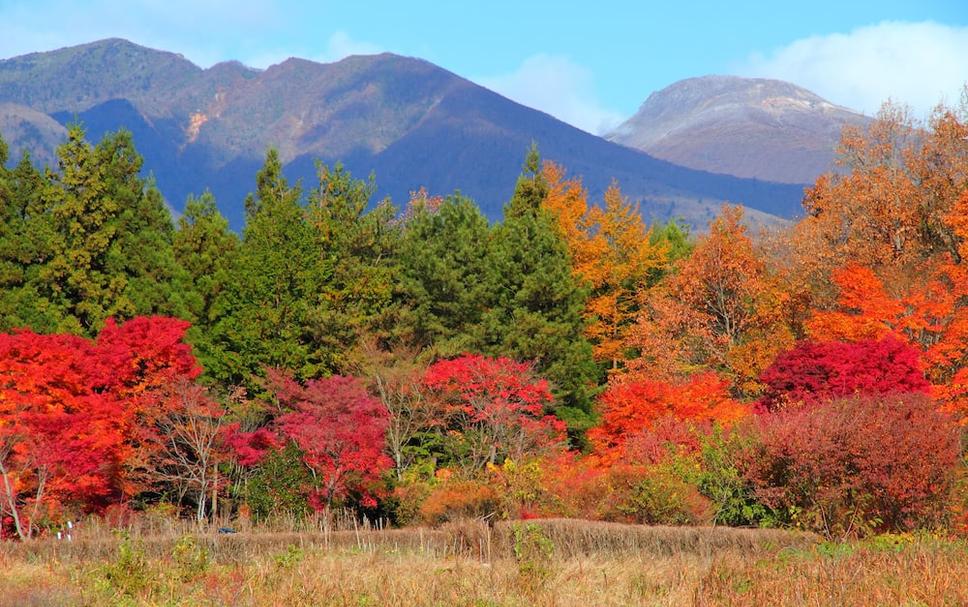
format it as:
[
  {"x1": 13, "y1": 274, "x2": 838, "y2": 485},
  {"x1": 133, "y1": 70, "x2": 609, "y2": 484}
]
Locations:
[{"x1": 0, "y1": 39, "x2": 807, "y2": 228}]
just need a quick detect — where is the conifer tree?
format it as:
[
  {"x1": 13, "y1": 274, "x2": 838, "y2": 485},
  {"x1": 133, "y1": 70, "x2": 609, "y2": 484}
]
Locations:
[
  {"x1": 29, "y1": 126, "x2": 183, "y2": 335},
  {"x1": 206, "y1": 150, "x2": 322, "y2": 387},
  {"x1": 477, "y1": 145, "x2": 598, "y2": 429},
  {"x1": 395, "y1": 192, "x2": 492, "y2": 355},
  {"x1": 305, "y1": 162, "x2": 399, "y2": 370}
]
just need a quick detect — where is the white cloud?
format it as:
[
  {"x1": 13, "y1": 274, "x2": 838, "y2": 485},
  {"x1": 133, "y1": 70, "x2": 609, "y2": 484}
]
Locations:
[
  {"x1": 318, "y1": 31, "x2": 383, "y2": 62},
  {"x1": 478, "y1": 54, "x2": 624, "y2": 135},
  {"x1": 739, "y1": 21, "x2": 968, "y2": 116}
]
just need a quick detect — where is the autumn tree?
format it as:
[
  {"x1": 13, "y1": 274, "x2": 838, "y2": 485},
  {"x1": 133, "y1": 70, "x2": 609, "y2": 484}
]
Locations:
[
  {"x1": 424, "y1": 355, "x2": 567, "y2": 472},
  {"x1": 739, "y1": 393, "x2": 960, "y2": 537},
  {"x1": 150, "y1": 381, "x2": 227, "y2": 521},
  {"x1": 270, "y1": 371, "x2": 392, "y2": 510},
  {"x1": 791, "y1": 102, "x2": 968, "y2": 291},
  {"x1": 541, "y1": 164, "x2": 668, "y2": 368},
  {"x1": 0, "y1": 316, "x2": 201, "y2": 537},
  {"x1": 351, "y1": 340, "x2": 439, "y2": 481},
  {"x1": 807, "y1": 262, "x2": 968, "y2": 422},
  {"x1": 623, "y1": 206, "x2": 794, "y2": 395}
]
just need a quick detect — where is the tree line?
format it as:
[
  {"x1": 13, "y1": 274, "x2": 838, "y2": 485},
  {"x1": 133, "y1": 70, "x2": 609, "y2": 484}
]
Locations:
[{"x1": 0, "y1": 100, "x2": 966, "y2": 540}]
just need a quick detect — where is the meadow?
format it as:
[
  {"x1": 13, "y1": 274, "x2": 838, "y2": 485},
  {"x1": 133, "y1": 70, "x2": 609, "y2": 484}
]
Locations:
[{"x1": 2, "y1": 518, "x2": 966, "y2": 607}]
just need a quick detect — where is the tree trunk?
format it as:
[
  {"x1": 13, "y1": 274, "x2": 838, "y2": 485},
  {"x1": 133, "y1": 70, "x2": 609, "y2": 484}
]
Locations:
[{"x1": 0, "y1": 463, "x2": 26, "y2": 541}]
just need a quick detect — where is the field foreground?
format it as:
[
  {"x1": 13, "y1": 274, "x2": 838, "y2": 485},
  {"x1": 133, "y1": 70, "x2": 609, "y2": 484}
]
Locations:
[{"x1": 1, "y1": 519, "x2": 966, "y2": 606}]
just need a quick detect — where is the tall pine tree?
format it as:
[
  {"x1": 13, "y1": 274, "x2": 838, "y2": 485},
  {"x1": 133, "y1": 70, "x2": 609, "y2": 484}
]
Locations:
[
  {"x1": 206, "y1": 150, "x2": 322, "y2": 387},
  {"x1": 477, "y1": 145, "x2": 598, "y2": 429},
  {"x1": 305, "y1": 162, "x2": 399, "y2": 370},
  {"x1": 395, "y1": 192, "x2": 493, "y2": 355}
]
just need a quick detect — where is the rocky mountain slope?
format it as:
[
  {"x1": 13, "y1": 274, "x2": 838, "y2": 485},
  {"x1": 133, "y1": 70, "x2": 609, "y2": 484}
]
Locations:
[{"x1": 608, "y1": 75, "x2": 869, "y2": 184}]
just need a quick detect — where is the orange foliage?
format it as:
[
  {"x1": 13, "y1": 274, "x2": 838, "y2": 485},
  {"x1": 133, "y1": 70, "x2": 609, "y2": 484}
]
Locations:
[
  {"x1": 808, "y1": 260, "x2": 968, "y2": 423},
  {"x1": 589, "y1": 373, "x2": 748, "y2": 463},
  {"x1": 542, "y1": 163, "x2": 668, "y2": 367},
  {"x1": 798, "y1": 104, "x2": 968, "y2": 277},
  {"x1": 623, "y1": 206, "x2": 794, "y2": 394}
]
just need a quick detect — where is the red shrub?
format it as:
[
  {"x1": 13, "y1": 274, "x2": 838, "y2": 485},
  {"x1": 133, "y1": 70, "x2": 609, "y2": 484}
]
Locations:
[
  {"x1": 739, "y1": 393, "x2": 960, "y2": 537},
  {"x1": 758, "y1": 337, "x2": 929, "y2": 411}
]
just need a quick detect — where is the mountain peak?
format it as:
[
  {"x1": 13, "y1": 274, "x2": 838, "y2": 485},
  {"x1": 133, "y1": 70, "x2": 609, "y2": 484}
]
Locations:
[{"x1": 608, "y1": 75, "x2": 869, "y2": 184}]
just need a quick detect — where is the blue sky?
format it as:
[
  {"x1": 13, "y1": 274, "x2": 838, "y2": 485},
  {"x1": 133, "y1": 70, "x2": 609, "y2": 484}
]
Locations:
[{"x1": 1, "y1": 0, "x2": 965, "y2": 133}]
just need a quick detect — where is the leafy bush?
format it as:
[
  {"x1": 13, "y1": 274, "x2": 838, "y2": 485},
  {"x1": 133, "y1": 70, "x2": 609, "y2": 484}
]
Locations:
[
  {"x1": 418, "y1": 479, "x2": 499, "y2": 525},
  {"x1": 758, "y1": 337, "x2": 930, "y2": 411},
  {"x1": 244, "y1": 444, "x2": 313, "y2": 521},
  {"x1": 739, "y1": 394, "x2": 960, "y2": 538},
  {"x1": 696, "y1": 426, "x2": 772, "y2": 527},
  {"x1": 605, "y1": 465, "x2": 713, "y2": 526}
]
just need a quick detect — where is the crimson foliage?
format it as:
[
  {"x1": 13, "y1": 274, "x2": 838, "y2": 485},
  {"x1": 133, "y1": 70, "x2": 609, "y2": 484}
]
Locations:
[
  {"x1": 423, "y1": 354, "x2": 566, "y2": 469},
  {"x1": 758, "y1": 337, "x2": 930, "y2": 411},
  {"x1": 269, "y1": 370, "x2": 392, "y2": 510},
  {"x1": 739, "y1": 393, "x2": 960, "y2": 537},
  {"x1": 0, "y1": 317, "x2": 199, "y2": 538}
]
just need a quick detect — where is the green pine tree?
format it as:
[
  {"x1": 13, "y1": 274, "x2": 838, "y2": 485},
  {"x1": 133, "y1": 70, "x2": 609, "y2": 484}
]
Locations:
[
  {"x1": 206, "y1": 149, "x2": 322, "y2": 387},
  {"x1": 477, "y1": 145, "x2": 599, "y2": 430},
  {"x1": 15, "y1": 126, "x2": 184, "y2": 335},
  {"x1": 395, "y1": 192, "x2": 492, "y2": 355},
  {"x1": 305, "y1": 162, "x2": 399, "y2": 370}
]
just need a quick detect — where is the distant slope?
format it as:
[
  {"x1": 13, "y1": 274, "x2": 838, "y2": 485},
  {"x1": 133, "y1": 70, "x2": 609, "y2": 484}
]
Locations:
[
  {"x1": 608, "y1": 75, "x2": 869, "y2": 184},
  {"x1": 0, "y1": 103, "x2": 65, "y2": 166},
  {"x1": 0, "y1": 40, "x2": 806, "y2": 228}
]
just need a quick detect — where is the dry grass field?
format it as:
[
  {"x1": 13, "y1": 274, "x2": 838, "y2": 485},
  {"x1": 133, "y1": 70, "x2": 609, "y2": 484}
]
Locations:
[{"x1": 1, "y1": 519, "x2": 965, "y2": 606}]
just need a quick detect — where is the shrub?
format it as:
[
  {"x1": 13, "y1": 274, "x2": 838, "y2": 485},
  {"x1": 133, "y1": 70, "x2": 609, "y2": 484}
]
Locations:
[
  {"x1": 603, "y1": 465, "x2": 713, "y2": 526},
  {"x1": 758, "y1": 337, "x2": 930, "y2": 411},
  {"x1": 418, "y1": 480, "x2": 499, "y2": 525},
  {"x1": 244, "y1": 444, "x2": 313, "y2": 521},
  {"x1": 696, "y1": 426, "x2": 772, "y2": 527},
  {"x1": 739, "y1": 394, "x2": 960, "y2": 538}
]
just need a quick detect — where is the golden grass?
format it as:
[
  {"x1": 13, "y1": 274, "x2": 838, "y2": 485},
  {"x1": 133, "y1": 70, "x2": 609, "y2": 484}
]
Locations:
[{"x1": 0, "y1": 519, "x2": 965, "y2": 606}]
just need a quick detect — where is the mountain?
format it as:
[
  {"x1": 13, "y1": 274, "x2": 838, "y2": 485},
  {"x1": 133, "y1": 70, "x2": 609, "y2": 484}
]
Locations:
[
  {"x1": 0, "y1": 40, "x2": 807, "y2": 228},
  {"x1": 607, "y1": 75, "x2": 870, "y2": 184}
]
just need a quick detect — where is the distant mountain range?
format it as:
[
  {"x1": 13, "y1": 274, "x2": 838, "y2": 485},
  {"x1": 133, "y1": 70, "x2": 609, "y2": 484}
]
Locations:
[
  {"x1": 0, "y1": 39, "x2": 820, "y2": 229},
  {"x1": 607, "y1": 75, "x2": 870, "y2": 184}
]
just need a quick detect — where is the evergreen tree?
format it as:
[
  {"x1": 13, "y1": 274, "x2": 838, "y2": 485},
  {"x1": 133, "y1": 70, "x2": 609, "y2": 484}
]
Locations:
[
  {"x1": 395, "y1": 192, "x2": 492, "y2": 355},
  {"x1": 207, "y1": 150, "x2": 322, "y2": 387},
  {"x1": 477, "y1": 145, "x2": 598, "y2": 429},
  {"x1": 305, "y1": 162, "x2": 399, "y2": 369},
  {"x1": 174, "y1": 191, "x2": 239, "y2": 328},
  {"x1": 4, "y1": 126, "x2": 182, "y2": 335},
  {"x1": 0, "y1": 141, "x2": 62, "y2": 331}
]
